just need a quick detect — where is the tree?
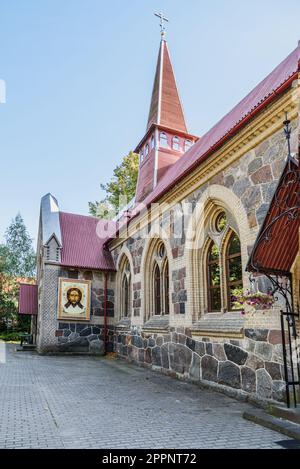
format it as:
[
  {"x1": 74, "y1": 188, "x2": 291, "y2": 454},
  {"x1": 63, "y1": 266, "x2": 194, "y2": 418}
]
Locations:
[
  {"x1": 89, "y1": 151, "x2": 139, "y2": 219},
  {"x1": 4, "y1": 213, "x2": 36, "y2": 277},
  {"x1": 0, "y1": 215, "x2": 35, "y2": 332}
]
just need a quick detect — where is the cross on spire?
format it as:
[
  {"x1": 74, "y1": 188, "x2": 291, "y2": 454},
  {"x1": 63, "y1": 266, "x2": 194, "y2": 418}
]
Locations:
[{"x1": 154, "y1": 12, "x2": 169, "y2": 38}]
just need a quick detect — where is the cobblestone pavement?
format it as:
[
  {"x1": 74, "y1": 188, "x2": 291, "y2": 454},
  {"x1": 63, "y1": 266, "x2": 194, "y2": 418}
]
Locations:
[{"x1": 0, "y1": 343, "x2": 292, "y2": 449}]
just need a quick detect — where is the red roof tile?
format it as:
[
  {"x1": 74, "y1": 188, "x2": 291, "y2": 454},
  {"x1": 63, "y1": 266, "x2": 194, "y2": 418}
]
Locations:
[
  {"x1": 19, "y1": 284, "x2": 38, "y2": 315},
  {"x1": 59, "y1": 212, "x2": 115, "y2": 271}
]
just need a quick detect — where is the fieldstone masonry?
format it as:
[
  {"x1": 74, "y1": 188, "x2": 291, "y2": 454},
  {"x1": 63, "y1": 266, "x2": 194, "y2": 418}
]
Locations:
[{"x1": 116, "y1": 326, "x2": 287, "y2": 402}]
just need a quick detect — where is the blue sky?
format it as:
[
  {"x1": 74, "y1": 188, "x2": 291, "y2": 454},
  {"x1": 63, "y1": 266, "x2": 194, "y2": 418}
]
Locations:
[{"x1": 1, "y1": 0, "x2": 300, "y2": 246}]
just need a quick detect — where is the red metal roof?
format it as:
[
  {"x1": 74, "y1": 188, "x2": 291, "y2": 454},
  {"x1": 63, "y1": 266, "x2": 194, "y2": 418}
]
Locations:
[
  {"x1": 147, "y1": 40, "x2": 187, "y2": 133},
  {"x1": 142, "y1": 44, "x2": 300, "y2": 208},
  {"x1": 247, "y1": 158, "x2": 300, "y2": 276},
  {"x1": 107, "y1": 44, "x2": 300, "y2": 246},
  {"x1": 59, "y1": 212, "x2": 116, "y2": 271},
  {"x1": 19, "y1": 284, "x2": 38, "y2": 315}
]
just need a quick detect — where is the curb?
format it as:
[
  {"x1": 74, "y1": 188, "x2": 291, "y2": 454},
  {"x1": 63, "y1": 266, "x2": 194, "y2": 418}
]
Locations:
[{"x1": 243, "y1": 409, "x2": 300, "y2": 440}]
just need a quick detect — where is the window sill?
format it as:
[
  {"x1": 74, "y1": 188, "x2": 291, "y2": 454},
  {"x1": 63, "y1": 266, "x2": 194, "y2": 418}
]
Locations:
[{"x1": 191, "y1": 312, "x2": 245, "y2": 339}]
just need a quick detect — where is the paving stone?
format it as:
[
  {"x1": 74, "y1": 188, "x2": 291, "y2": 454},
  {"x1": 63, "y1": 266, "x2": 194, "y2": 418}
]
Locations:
[{"x1": 0, "y1": 343, "x2": 291, "y2": 449}]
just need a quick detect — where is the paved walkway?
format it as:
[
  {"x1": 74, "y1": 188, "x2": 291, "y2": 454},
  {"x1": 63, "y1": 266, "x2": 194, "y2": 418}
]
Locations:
[{"x1": 0, "y1": 343, "x2": 292, "y2": 449}]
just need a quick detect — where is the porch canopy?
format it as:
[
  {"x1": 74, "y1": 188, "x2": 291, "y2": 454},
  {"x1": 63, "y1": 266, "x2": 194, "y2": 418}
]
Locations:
[
  {"x1": 247, "y1": 156, "x2": 300, "y2": 277},
  {"x1": 19, "y1": 283, "x2": 38, "y2": 315}
]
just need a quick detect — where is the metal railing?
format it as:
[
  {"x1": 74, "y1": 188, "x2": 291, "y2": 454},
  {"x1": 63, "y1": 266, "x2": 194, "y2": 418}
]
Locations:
[{"x1": 281, "y1": 310, "x2": 300, "y2": 408}]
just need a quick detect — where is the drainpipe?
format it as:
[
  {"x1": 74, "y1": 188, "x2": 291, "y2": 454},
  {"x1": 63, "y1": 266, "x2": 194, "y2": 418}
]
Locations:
[{"x1": 103, "y1": 271, "x2": 108, "y2": 356}]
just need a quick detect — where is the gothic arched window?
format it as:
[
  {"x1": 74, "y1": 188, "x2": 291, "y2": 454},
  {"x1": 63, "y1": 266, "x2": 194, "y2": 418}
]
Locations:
[
  {"x1": 145, "y1": 144, "x2": 149, "y2": 157},
  {"x1": 207, "y1": 241, "x2": 221, "y2": 312},
  {"x1": 120, "y1": 258, "x2": 131, "y2": 319},
  {"x1": 154, "y1": 262, "x2": 161, "y2": 315},
  {"x1": 163, "y1": 259, "x2": 169, "y2": 314},
  {"x1": 226, "y1": 232, "x2": 243, "y2": 310},
  {"x1": 122, "y1": 275, "x2": 129, "y2": 317},
  {"x1": 149, "y1": 242, "x2": 170, "y2": 316}
]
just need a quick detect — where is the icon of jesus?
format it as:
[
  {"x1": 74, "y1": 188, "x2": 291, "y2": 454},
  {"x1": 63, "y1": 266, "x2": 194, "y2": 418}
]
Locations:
[{"x1": 64, "y1": 287, "x2": 84, "y2": 314}]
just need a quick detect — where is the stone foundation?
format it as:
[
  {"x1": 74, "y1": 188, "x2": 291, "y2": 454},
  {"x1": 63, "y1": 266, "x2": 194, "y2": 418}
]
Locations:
[
  {"x1": 40, "y1": 323, "x2": 115, "y2": 355},
  {"x1": 115, "y1": 326, "x2": 286, "y2": 402}
]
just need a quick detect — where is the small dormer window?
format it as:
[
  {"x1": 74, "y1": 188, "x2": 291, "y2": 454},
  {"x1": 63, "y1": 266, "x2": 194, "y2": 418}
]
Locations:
[
  {"x1": 145, "y1": 143, "x2": 149, "y2": 157},
  {"x1": 172, "y1": 136, "x2": 180, "y2": 151},
  {"x1": 184, "y1": 139, "x2": 192, "y2": 151},
  {"x1": 151, "y1": 135, "x2": 155, "y2": 149},
  {"x1": 159, "y1": 132, "x2": 168, "y2": 148}
]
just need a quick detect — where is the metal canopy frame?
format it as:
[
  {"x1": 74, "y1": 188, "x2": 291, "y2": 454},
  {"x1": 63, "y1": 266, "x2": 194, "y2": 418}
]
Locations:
[{"x1": 247, "y1": 116, "x2": 300, "y2": 407}]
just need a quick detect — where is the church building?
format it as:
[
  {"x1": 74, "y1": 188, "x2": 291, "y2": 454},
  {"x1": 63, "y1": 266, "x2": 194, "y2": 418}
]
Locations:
[{"x1": 24, "y1": 27, "x2": 300, "y2": 404}]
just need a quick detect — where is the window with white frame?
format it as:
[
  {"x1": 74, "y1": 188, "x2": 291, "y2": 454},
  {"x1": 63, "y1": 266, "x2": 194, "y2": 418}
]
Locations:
[
  {"x1": 151, "y1": 135, "x2": 155, "y2": 149},
  {"x1": 159, "y1": 132, "x2": 168, "y2": 148},
  {"x1": 184, "y1": 139, "x2": 192, "y2": 151}
]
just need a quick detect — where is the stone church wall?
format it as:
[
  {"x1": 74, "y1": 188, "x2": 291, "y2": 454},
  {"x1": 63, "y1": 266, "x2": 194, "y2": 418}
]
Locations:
[
  {"x1": 115, "y1": 326, "x2": 286, "y2": 402},
  {"x1": 36, "y1": 265, "x2": 115, "y2": 354},
  {"x1": 110, "y1": 114, "x2": 299, "y2": 402}
]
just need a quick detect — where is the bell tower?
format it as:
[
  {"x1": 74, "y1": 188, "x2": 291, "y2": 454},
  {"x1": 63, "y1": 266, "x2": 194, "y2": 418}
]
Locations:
[{"x1": 135, "y1": 15, "x2": 198, "y2": 202}]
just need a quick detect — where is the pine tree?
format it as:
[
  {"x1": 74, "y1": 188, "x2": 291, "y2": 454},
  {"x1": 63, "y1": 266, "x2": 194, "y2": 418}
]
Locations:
[{"x1": 4, "y1": 213, "x2": 36, "y2": 277}]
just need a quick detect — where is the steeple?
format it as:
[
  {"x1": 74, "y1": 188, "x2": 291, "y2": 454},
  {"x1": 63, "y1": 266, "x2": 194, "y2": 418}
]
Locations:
[
  {"x1": 147, "y1": 39, "x2": 188, "y2": 133},
  {"x1": 134, "y1": 32, "x2": 198, "y2": 203}
]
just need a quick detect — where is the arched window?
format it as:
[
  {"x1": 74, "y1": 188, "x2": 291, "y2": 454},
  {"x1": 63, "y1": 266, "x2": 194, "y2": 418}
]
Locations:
[
  {"x1": 122, "y1": 275, "x2": 129, "y2": 317},
  {"x1": 151, "y1": 135, "x2": 155, "y2": 149},
  {"x1": 172, "y1": 136, "x2": 180, "y2": 150},
  {"x1": 184, "y1": 139, "x2": 192, "y2": 152},
  {"x1": 159, "y1": 132, "x2": 168, "y2": 148},
  {"x1": 148, "y1": 242, "x2": 169, "y2": 317},
  {"x1": 163, "y1": 259, "x2": 169, "y2": 314},
  {"x1": 154, "y1": 262, "x2": 161, "y2": 315},
  {"x1": 140, "y1": 150, "x2": 144, "y2": 164},
  {"x1": 145, "y1": 144, "x2": 149, "y2": 157},
  {"x1": 120, "y1": 257, "x2": 131, "y2": 319},
  {"x1": 207, "y1": 241, "x2": 221, "y2": 312},
  {"x1": 226, "y1": 233, "x2": 243, "y2": 310}
]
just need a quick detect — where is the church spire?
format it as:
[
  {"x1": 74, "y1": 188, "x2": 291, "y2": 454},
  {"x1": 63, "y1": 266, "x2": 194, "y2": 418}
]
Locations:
[
  {"x1": 134, "y1": 18, "x2": 198, "y2": 203},
  {"x1": 146, "y1": 39, "x2": 188, "y2": 133}
]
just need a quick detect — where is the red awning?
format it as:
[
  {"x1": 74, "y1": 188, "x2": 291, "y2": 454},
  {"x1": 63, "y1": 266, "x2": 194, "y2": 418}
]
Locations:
[
  {"x1": 247, "y1": 157, "x2": 300, "y2": 276},
  {"x1": 19, "y1": 283, "x2": 38, "y2": 315}
]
